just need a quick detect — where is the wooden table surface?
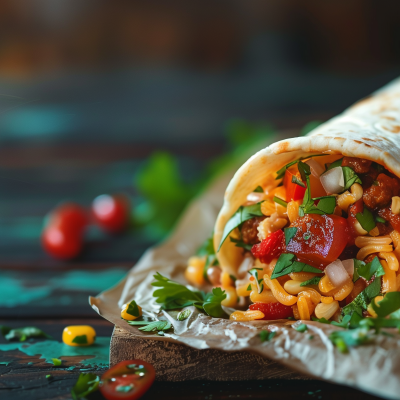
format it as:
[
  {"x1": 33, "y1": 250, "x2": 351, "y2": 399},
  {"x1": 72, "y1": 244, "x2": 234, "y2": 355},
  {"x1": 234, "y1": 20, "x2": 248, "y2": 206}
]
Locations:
[{"x1": 0, "y1": 143, "x2": 383, "y2": 400}]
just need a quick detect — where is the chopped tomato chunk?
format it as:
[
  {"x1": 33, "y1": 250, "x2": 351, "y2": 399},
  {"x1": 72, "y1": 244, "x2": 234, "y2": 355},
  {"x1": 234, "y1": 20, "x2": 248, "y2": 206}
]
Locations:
[
  {"x1": 347, "y1": 199, "x2": 363, "y2": 245},
  {"x1": 284, "y1": 167, "x2": 306, "y2": 202},
  {"x1": 251, "y1": 230, "x2": 285, "y2": 264},
  {"x1": 249, "y1": 302, "x2": 294, "y2": 320},
  {"x1": 286, "y1": 214, "x2": 350, "y2": 270}
]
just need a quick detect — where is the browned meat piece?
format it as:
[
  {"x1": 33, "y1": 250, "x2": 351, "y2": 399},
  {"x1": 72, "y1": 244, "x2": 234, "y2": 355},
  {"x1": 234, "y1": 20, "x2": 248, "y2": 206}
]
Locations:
[
  {"x1": 342, "y1": 157, "x2": 372, "y2": 174},
  {"x1": 377, "y1": 222, "x2": 393, "y2": 236},
  {"x1": 241, "y1": 217, "x2": 265, "y2": 244},
  {"x1": 363, "y1": 173, "x2": 397, "y2": 210}
]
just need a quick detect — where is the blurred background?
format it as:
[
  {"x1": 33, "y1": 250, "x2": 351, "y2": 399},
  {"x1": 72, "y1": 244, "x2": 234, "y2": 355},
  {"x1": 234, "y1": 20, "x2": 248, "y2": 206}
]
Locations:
[{"x1": 1, "y1": 0, "x2": 400, "y2": 315}]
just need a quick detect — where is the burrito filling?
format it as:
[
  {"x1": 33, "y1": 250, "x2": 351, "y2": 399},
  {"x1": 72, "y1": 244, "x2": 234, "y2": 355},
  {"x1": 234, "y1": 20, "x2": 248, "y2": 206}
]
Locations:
[{"x1": 186, "y1": 155, "x2": 400, "y2": 323}]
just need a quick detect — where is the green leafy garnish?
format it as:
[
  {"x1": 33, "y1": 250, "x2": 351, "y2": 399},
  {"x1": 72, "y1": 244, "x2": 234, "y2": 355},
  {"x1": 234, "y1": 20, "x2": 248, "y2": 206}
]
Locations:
[
  {"x1": 260, "y1": 330, "x2": 276, "y2": 342},
  {"x1": 246, "y1": 284, "x2": 252, "y2": 291},
  {"x1": 294, "y1": 324, "x2": 308, "y2": 332},
  {"x1": 72, "y1": 335, "x2": 88, "y2": 345},
  {"x1": 291, "y1": 175, "x2": 306, "y2": 188},
  {"x1": 218, "y1": 203, "x2": 264, "y2": 251},
  {"x1": 342, "y1": 167, "x2": 362, "y2": 191},
  {"x1": 151, "y1": 273, "x2": 227, "y2": 318},
  {"x1": 300, "y1": 276, "x2": 322, "y2": 287},
  {"x1": 116, "y1": 385, "x2": 134, "y2": 393},
  {"x1": 71, "y1": 373, "x2": 100, "y2": 400},
  {"x1": 325, "y1": 158, "x2": 343, "y2": 171},
  {"x1": 229, "y1": 237, "x2": 252, "y2": 251},
  {"x1": 138, "y1": 321, "x2": 172, "y2": 332},
  {"x1": 254, "y1": 186, "x2": 264, "y2": 193},
  {"x1": 126, "y1": 300, "x2": 140, "y2": 317},
  {"x1": 329, "y1": 327, "x2": 372, "y2": 353},
  {"x1": 52, "y1": 358, "x2": 62, "y2": 366},
  {"x1": 177, "y1": 309, "x2": 192, "y2": 321},
  {"x1": 370, "y1": 292, "x2": 400, "y2": 318},
  {"x1": 353, "y1": 257, "x2": 385, "y2": 282},
  {"x1": 375, "y1": 216, "x2": 386, "y2": 223},
  {"x1": 273, "y1": 196, "x2": 287, "y2": 207},
  {"x1": 1, "y1": 326, "x2": 51, "y2": 342},
  {"x1": 275, "y1": 154, "x2": 325, "y2": 180},
  {"x1": 312, "y1": 196, "x2": 337, "y2": 214},
  {"x1": 271, "y1": 254, "x2": 322, "y2": 279},
  {"x1": 248, "y1": 268, "x2": 264, "y2": 294},
  {"x1": 284, "y1": 227, "x2": 297, "y2": 246},
  {"x1": 356, "y1": 207, "x2": 376, "y2": 232},
  {"x1": 46, "y1": 374, "x2": 52, "y2": 379}
]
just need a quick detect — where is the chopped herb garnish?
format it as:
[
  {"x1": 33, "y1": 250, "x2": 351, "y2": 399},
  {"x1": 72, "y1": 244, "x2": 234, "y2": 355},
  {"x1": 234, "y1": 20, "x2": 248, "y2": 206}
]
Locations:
[
  {"x1": 271, "y1": 254, "x2": 322, "y2": 279},
  {"x1": 248, "y1": 268, "x2": 264, "y2": 294},
  {"x1": 291, "y1": 175, "x2": 306, "y2": 188},
  {"x1": 356, "y1": 207, "x2": 376, "y2": 232},
  {"x1": 126, "y1": 300, "x2": 140, "y2": 317},
  {"x1": 308, "y1": 335, "x2": 314, "y2": 340},
  {"x1": 303, "y1": 232, "x2": 311, "y2": 240},
  {"x1": 275, "y1": 154, "x2": 326, "y2": 180},
  {"x1": 177, "y1": 309, "x2": 192, "y2": 321},
  {"x1": 116, "y1": 385, "x2": 134, "y2": 393},
  {"x1": 284, "y1": 227, "x2": 297, "y2": 246},
  {"x1": 71, "y1": 373, "x2": 100, "y2": 400},
  {"x1": 151, "y1": 273, "x2": 227, "y2": 318},
  {"x1": 353, "y1": 257, "x2": 384, "y2": 282},
  {"x1": 325, "y1": 158, "x2": 343, "y2": 171},
  {"x1": 1, "y1": 326, "x2": 51, "y2": 342},
  {"x1": 300, "y1": 276, "x2": 322, "y2": 287},
  {"x1": 254, "y1": 186, "x2": 264, "y2": 193},
  {"x1": 72, "y1": 335, "x2": 88, "y2": 345},
  {"x1": 52, "y1": 358, "x2": 62, "y2": 366},
  {"x1": 273, "y1": 196, "x2": 287, "y2": 207},
  {"x1": 375, "y1": 216, "x2": 386, "y2": 223},
  {"x1": 229, "y1": 237, "x2": 253, "y2": 251},
  {"x1": 294, "y1": 324, "x2": 308, "y2": 332},
  {"x1": 312, "y1": 196, "x2": 336, "y2": 214},
  {"x1": 46, "y1": 374, "x2": 52, "y2": 379},
  {"x1": 370, "y1": 292, "x2": 400, "y2": 318},
  {"x1": 329, "y1": 327, "x2": 372, "y2": 353},
  {"x1": 138, "y1": 321, "x2": 172, "y2": 332},
  {"x1": 260, "y1": 330, "x2": 276, "y2": 342},
  {"x1": 218, "y1": 203, "x2": 264, "y2": 251},
  {"x1": 246, "y1": 284, "x2": 252, "y2": 291},
  {"x1": 342, "y1": 166, "x2": 362, "y2": 191}
]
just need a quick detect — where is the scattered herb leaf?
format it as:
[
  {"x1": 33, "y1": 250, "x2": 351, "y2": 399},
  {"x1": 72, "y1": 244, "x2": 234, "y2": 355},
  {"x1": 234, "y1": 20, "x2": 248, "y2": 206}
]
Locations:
[
  {"x1": 271, "y1": 254, "x2": 322, "y2": 279},
  {"x1": 273, "y1": 196, "x2": 287, "y2": 207},
  {"x1": 300, "y1": 276, "x2": 322, "y2": 287},
  {"x1": 353, "y1": 257, "x2": 384, "y2": 282},
  {"x1": 294, "y1": 324, "x2": 308, "y2": 332},
  {"x1": 342, "y1": 167, "x2": 362, "y2": 191},
  {"x1": 284, "y1": 227, "x2": 297, "y2": 246},
  {"x1": 254, "y1": 186, "x2": 264, "y2": 193},
  {"x1": 177, "y1": 309, "x2": 192, "y2": 321},
  {"x1": 202, "y1": 287, "x2": 227, "y2": 318},
  {"x1": 246, "y1": 284, "x2": 252, "y2": 291},
  {"x1": 371, "y1": 292, "x2": 400, "y2": 318},
  {"x1": 356, "y1": 207, "x2": 376, "y2": 232},
  {"x1": 52, "y1": 358, "x2": 62, "y2": 366},
  {"x1": 46, "y1": 374, "x2": 52, "y2": 379},
  {"x1": 2, "y1": 326, "x2": 51, "y2": 342},
  {"x1": 126, "y1": 300, "x2": 140, "y2": 317},
  {"x1": 230, "y1": 237, "x2": 252, "y2": 251},
  {"x1": 71, "y1": 373, "x2": 100, "y2": 400},
  {"x1": 329, "y1": 328, "x2": 372, "y2": 353},
  {"x1": 325, "y1": 158, "x2": 343, "y2": 171},
  {"x1": 291, "y1": 175, "x2": 306, "y2": 188},
  {"x1": 260, "y1": 330, "x2": 276, "y2": 342},
  {"x1": 375, "y1": 216, "x2": 386, "y2": 223},
  {"x1": 248, "y1": 268, "x2": 264, "y2": 294},
  {"x1": 138, "y1": 321, "x2": 172, "y2": 332},
  {"x1": 72, "y1": 335, "x2": 88, "y2": 345}
]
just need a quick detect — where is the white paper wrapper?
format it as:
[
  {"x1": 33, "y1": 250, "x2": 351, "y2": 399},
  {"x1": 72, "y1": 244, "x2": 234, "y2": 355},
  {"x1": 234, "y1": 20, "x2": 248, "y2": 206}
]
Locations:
[{"x1": 91, "y1": 79, "x2": 400, "y2": 400}]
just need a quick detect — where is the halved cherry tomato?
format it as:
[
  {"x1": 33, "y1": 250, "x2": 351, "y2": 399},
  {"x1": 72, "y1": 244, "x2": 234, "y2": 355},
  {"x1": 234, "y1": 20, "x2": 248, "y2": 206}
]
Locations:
[
  {"x1": 46, "y1": 202, "x2": 88, "y2": 234},
  {"x1": 249, "y1": 302, "x2": 294, "y2": 320},
  {"x1": 41, "y1": 225, "x2": 82, "y2": 259},
  {"x1": 251, "y1": 230, "x2": 285, "y2": 264},
  {"x1": 286, "y1": 214, "x2": 350, "y2": 270},
  {"x1": 100, "y1": 360, "x2": 155, "y2": 400},
  {"x1": 92, "y1": 194, "x2": 130, "y2": 233}
]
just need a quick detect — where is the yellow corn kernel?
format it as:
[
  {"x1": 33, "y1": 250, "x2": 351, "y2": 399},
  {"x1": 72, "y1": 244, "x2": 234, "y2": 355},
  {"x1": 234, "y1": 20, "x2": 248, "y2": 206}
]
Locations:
[
  {"x1": 62, "y1": 325, "x2": 96, "y2": 347},
  {"x1": 221, "y1": 272, "x2": 234, "y2": 289},
  {"x1": 381, "y1": 260, "x2": 397, "y2": 293},
  {"x1": 229, "y1": 310, "x2": 265, "y2": 321},
  {"x1": 332, "y1": 280, "x2": 354, "y2": 301},
  {"x1": 318, "y1": 275, "x2": 336, "y2": 294},
  {"x1": 292, "y1": 304, "x2": 301, "y2": 320},
  {"x1": 250, "y1": 288, "x2": 276, "y2": 303},
  {"x1": 314, "y1": 301, "x2": 339, "y2": 320},
  {"x1": 185, "y1": 256, "x2": 206, "y2": 286},
  {"x1": 121, "y1": 301, "x2": 142, "y2": 321},
  {"x1": 264, "y1": 274, "x2": 297, "y2": 306},
  {"x1": 321, "y1": 296, "x2": 333, "y2": 304},
  {"x1": 367, "y1": 296, "x2": 384, "y2": 318},
  {"x1": 289, "y1": 272, "x2": 320, "y2": 282},
  {"x1": 221, "y1": 287, "x2": 238, "y2": 307}
]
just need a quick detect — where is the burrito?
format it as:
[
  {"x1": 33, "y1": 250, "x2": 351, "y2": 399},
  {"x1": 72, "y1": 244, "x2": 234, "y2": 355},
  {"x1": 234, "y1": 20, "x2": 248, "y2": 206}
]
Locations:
[{"x1": 185, "y1": 78, "x2": 400, "y2": 323}]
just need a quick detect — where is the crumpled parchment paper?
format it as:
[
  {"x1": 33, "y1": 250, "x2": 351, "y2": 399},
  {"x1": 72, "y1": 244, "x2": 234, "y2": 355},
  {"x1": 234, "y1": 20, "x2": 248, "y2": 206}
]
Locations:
[{"x1": 90, "y1": 140, "x2": 400, "y2": 400}]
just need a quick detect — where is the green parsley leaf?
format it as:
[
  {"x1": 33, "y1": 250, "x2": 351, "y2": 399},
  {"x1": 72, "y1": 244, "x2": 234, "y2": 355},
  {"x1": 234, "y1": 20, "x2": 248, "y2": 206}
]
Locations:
[
  {"x1": 371, "y1": 292, "x2": 400, "y2": 318},
  {"x1": 313, "y1": 196, "x2": 336, "y2": 214},
  {"x1": 71, "y1": 373, "x2": 100, "y2": 400},
  {"x1": 248, "y1": 268, "x2": 264, "y2": 294},
  {"x1": 218, "y1": 203, "x2": 264, "y2": 251},
  {"x1": 2, "y1": 327, "x2": 51, "y2": 342},
  {"x1": 342, "y1": 166, "x2": 362, "y2": 191},
  {"x1": 329, "y1": 327, "x2": 372, "y2": 353},
  {"x1": 284, "y1": 227, "x2": 297, "y2": 246},
  {"x1": 271, "y1": 254, "x2": 322, "y2": 279},
  {"x1": 298, "y1": 161, "x2": 311, "y2": 182},
  {"x1": 353, "y1": 257, "x2": 385, "y2": 282},
  {"x1": 229, "y1": 237, "x2": 252, "y2": 251},
  {"x1": 52, "y1": 358, "x2": 62, "y2": 366},
  {"x1": 352, "y1": 259, "x2": 366, "y2": 282},
  {"x1": 300, "y1": 276, "x2": 322, "y2": 287},
  {"x1": 260, "y1": 330, "x2": 276, "y2": 342},
  {"x1": 46, "y1": 374, "x2": 52, "y2": 379},
  {"x1": 202, "y1": 287, "x2": 227, "y2": 318},
  {"x1": 246, "y1": 284, "x2": 252, "y2": 291},
  {"x1": 291, "y1": 175, "x2": 306, "y2": 188},
  {"x1": 359, "y1": 317, "x2": 400, "y2": 332},
  {"x1": 72, "y1": 335, "x2": 88, "y2": 345},
  {"x1": 375, "y1": 216, "x2": 386, "y2": 223},
  {"x1": 254, "y1": 186, "x2": 264, "y2": 193},
  {"x1": 294, "y1": 323, "x2": 308, "y2": 332},
  {"x1": 138, "y1": 321, "x2": 172, "y2": 332},
  {"x1": 325, "y1": 158, "x2": 343, "y2": 171},
  {"x1": 177, "y1": 309, "x2": 192, "y2": 321},
  {"x1": 126, "y1": 300, "x2": 140, "y2": 317},
  {"x1": 275, "y1": 155, "x2": 326, "y2": 180},
  {"x1": 273, "y1": 196, "x2": 287, "y2": 207},
  {"x1": 356, "y1": 207, "x2": 376, "y2": 232}
]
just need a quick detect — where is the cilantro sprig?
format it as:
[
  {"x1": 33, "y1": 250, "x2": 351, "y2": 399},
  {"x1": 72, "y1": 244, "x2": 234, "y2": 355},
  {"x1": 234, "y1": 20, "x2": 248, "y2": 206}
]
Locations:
[
  {"x1": 71, "y1": 373, "x2": 100, "y2": 400},
  {"x1": 275, "y1": 154, "x2": 326, "y2": 180},
  {"x1": 271, "y1": 253, "x2": 322, "y2": 279},
  {"x1": 0, "y1": 326, "x2": 52, "y2": 342},
  {"x1": 151, "y1": 273, "x2": 227, "y2": 318},
  {"x1": 356, "y1": 207, "x2": 376, "y2": 232}
]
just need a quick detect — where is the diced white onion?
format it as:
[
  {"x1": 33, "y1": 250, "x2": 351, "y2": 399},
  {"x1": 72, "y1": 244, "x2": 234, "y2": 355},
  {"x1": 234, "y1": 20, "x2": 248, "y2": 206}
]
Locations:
[
  {"x1": 341, "y1": 259, "x2": 354, "y2": 279},
  {"x1": 246, "y1": 192, "x2": 266, "y2": 204},
  {"x1": 306, "y1": 158, "x2": 325, "y2": 178},
  {"x1": 325, "y1": 259, "x2": 350, "y2": 287},
  {"x1": 237, "y1": 253, "x2": 255, "y2": 279},
  {"x1": 320, "y1": 167, "x2": 345, "y2": 194}
]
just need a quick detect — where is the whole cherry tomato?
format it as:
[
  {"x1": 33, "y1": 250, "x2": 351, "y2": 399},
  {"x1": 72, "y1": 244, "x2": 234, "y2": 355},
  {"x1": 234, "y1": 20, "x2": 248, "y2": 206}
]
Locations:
[
  {"x1": 41, "y1": 225, "x2": 82, "y2": 260},
  {"x1": 249, "y1": 302, "x2": 294, "y2": 320},
  {"x1": 92, "y1": 194, "x2": 130, "y2": 233},
  {"x1": 100, "y1": 360, "x2": 155, "y2": 400},
  {"x1": 47, "y1": 202, "x2": 88, "y2": 234}
]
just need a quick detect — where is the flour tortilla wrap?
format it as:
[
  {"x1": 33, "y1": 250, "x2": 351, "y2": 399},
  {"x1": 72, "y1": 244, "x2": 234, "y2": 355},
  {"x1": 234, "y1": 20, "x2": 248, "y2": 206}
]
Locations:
[{"x1": 214, "y1": 77, "x2": 400, "y2": 276}]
